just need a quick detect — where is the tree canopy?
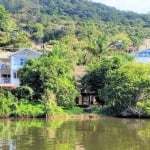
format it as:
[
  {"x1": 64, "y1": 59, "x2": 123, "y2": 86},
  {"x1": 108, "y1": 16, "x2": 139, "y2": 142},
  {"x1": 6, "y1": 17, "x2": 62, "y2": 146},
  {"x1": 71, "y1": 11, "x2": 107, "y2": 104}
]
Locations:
[
  {"x1": 18, "y1": 46, "x2": 78, "y2": 108},
  {"x1": 0, "y1": 0, "x2": 150, "y2": 50},
  {"x1": 100, "y1": 62, "x2": 150, "y2": 113}
]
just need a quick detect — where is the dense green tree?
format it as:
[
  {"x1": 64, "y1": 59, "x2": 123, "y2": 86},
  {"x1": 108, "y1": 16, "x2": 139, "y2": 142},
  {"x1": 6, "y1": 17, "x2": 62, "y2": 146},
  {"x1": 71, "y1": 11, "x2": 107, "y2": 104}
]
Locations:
[
  {"x1": 0, "y1": 0, "x2": 149, "y2": 49},
  {"x1": 0, "y1": 5, "x2": 13, "y2": 45},
  {"x1": 86, "y1": 34, "x2": 109, "y2": 58},
  {"x1": 13, "y1": 86, "x2": 34, "y2": 101},
  {"x1": 29, "y1": 23, "x2": 44, "y2": 41},
  {"x1": 9, "y1": 30, "x2": 32, "y2": 48},
  {"x1": 18, "y1": 46, "x2": 78, "y2": 108},
  {"x1": 81, "y1": 53, "x2": 133, "y2": 106},
  {"x1": 0, "y1": 4, "x2": 10, "y2": 31},
  {"x1": 0, "y1": 89, "x2": 17, "y2": 117},
  {"x1": 111, "y1": 32, "x2": 132, "y2": 50},
  {"x1": 100, "y1": 62, "x2": 150, "y2": 114}
]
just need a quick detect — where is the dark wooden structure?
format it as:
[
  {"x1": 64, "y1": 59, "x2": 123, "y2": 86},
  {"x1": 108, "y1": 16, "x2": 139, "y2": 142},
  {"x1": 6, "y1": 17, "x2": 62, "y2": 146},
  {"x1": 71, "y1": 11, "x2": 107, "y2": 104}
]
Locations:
[{"x1": 77, "y1": 91, "x2": 96, "y2": 107}]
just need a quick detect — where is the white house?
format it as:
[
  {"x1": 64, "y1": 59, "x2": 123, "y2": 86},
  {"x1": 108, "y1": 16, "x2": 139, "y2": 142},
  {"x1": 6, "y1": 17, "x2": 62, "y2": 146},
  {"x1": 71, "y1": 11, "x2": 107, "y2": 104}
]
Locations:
[
  {"x1": 0, "y1": 51, "x2": 12, "y2": 85},
  {"x1": 132, "y1": 49, "x2": 150, "y2": 63},
  {"x1": 0, "y1": 48, "x2": 41, "y2": 87}
]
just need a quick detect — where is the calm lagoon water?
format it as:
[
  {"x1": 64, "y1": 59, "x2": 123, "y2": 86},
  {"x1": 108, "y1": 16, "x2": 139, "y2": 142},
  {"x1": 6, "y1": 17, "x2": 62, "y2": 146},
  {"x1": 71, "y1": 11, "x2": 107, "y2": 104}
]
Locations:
[{"x1": 0, "y1": 117, "x2": 150, "y2": 150}]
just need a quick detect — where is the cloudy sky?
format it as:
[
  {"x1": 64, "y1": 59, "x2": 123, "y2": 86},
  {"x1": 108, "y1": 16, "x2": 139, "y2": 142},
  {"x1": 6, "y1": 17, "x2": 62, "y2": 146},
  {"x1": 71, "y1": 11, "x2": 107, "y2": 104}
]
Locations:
[{"x1": 92, "y1": 0, "x2": 150, "y2": 14}]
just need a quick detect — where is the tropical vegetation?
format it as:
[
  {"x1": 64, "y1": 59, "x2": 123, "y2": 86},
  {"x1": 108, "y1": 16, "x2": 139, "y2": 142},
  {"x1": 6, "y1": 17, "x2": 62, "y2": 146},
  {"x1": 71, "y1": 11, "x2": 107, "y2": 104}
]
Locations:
[{"x1": 0, "y1": 1, "x2": 150, "y2": 117}]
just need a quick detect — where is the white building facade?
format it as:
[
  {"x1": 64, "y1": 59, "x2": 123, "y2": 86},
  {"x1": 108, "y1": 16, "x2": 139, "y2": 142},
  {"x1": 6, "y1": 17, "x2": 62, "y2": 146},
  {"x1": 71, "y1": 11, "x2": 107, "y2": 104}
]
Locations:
[
  {"x1": 0, "y1": 48, "x2": 41, "y2": 87},
  {"x1": 132, "y1": 49, "x2": 150, "y2": 63}
]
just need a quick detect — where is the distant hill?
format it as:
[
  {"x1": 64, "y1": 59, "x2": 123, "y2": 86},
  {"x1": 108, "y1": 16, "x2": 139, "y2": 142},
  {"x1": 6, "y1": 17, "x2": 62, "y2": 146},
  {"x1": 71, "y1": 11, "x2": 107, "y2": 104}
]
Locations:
[
  {"x1": 0, "y1": 0, "x2": 150, "y2": 25},
  {"x1": 0, "y1": 0, "x2": 150, "y2": 53}
]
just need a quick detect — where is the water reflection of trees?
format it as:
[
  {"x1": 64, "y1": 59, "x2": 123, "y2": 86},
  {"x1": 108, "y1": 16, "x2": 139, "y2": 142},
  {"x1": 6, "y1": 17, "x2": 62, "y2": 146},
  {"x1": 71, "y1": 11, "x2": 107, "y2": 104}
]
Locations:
[
  {"x1": 81, "y1": 118, "x2": 150, "y2": 150},
  {"x1": 0, "y1": 119, "x2": 64, "y2": 150},
  {"x1": 0, "y1": 118, "x2": 150, "y2": 150}
]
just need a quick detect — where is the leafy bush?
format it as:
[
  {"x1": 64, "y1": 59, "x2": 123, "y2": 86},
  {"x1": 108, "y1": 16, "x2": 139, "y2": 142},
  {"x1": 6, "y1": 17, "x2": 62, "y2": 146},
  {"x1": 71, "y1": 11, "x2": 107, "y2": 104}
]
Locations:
[
  {"x1": 14, "y1": 102, "x2": 45, "y2": 117},
  {"x1": 63, "y1": 107, "x2": 83, "y2": 114},
  {"x1": 0, "y1": 89, "x2": 17, "y2": 117},
  {"x1": 56, "y1": 78, "x2": 78, "y2": 108},
  {"x1": 100, "y1": 62, "x2": 150, "y2": 114},
  {"x1": 0, "y1": 95, "x2": 11, "y2": 117},
  {"x1": 46, "y1": 103, "x2": 65, "y2": 115},
  {"x1": 137, "y1": 100, "x2": 150, "y2": 116},
  {"x1": 12, "y1": 86, "x2": 34, "y2": 101}
]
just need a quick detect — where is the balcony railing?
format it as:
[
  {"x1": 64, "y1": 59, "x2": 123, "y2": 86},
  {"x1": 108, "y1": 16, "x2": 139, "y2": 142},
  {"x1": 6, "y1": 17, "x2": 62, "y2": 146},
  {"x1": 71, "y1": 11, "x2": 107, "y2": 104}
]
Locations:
[
  {"x1": 0, "y1": 78, "x2": 10, "y2": 84},
  {"x1": 0, "y1": 64, "x2": 10, "y2": 70}
]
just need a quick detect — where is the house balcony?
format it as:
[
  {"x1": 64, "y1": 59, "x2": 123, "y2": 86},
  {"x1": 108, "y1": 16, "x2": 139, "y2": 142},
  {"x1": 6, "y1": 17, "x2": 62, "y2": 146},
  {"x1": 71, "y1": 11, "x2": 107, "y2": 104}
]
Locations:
[
  {"x1": 0, "y1": 65, "x2": 10, "y2": 70},
  {"x1": 0, "y1": 77, "x2": 10, "y2": 84},
  {"x1": 0, "y1": 68, "x2": 11, "y2": 84}
]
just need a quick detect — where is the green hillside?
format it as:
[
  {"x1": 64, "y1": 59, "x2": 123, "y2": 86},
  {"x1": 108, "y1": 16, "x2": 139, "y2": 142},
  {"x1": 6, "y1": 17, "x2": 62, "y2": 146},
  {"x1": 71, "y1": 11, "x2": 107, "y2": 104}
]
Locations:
[
  {"x1": 1, "y1": 1, "x2": 150, "y2": 117},
  {"x1": 1, "y1": 0, "x2": 150, "y2": 24},
  {"x1": 0, "y1": 0, "x2": 150, "y2": 64}
]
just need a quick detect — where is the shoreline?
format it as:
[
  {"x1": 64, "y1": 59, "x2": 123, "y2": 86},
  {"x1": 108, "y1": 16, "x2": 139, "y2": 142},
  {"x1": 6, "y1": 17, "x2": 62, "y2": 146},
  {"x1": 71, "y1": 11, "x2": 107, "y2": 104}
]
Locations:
[
  {"x1": 0, "y1": 114, "x2": 101, "y2": 120},
  {"x1": 47, "y1": 114, "x2": 101, "y2": 120},
  {"x1": 1, "y1": 113, "x2": 150, "y2": 120}
]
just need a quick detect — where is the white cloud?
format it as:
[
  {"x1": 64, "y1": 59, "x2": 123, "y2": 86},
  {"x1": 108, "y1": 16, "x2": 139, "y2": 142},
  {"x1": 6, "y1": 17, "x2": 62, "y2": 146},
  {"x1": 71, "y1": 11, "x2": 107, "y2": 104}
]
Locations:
[{"x1": 92, "y1": 0, "x2": 150, "y2": 14}]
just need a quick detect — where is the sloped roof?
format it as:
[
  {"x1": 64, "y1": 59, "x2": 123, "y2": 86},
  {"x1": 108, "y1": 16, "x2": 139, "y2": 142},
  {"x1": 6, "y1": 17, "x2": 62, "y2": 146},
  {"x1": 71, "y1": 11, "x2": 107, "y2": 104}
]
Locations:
[{"x1": 11, "y1": 48, "x2": 41, "y2": 57}]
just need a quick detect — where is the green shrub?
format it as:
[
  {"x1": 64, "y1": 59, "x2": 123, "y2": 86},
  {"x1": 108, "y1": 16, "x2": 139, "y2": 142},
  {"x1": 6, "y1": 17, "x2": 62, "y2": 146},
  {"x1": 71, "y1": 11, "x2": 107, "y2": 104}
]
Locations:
[
  {"x1": 63, "y1": 107, "x2": 83, "y2": 114},
  {"x1": 46, "y1": 103, "x2": 65, "y2": 115},
  {"x1": 100, "y1": 62, "x2": 150, "y2": 113},
  {"x1": 15, "y1": 102, "x2": 45, "y2": 117},
  {"x1": 12, "y1": 86, "x2": 34, "y2": 101},
  {"x1": 136, "y1": 100, "x2": 150, "y2": 116},
  {"x1": 56, "y1": 78, "x2": 78, "y2": 108},
  {"x1": 136, "y1": 101, "x2": 145, "y2": 108},
  {"x1": 0, "y1": 89, "x2": 18, "y2": 117},
  {"x1": 145, "y1": 100, "x2": 150, "y2": 107},
  {"x1": 0, "y1": 95, "x2": 11, "y2": 117}
]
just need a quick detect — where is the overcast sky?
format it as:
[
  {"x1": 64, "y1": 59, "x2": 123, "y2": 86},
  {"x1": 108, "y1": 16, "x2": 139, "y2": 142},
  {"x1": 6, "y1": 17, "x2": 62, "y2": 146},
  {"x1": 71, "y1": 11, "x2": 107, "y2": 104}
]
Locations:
[{"x1": 92, "y1": 0, "x2": 150, "y2": 14}]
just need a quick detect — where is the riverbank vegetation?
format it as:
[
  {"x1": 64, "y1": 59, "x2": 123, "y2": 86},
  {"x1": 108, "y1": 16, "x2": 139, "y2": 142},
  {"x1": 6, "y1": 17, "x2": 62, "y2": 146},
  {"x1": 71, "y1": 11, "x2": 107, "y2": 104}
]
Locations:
[
  {"x1": 1, "y1": 46, "x2": 150, "y2": 118},
  {"x1": 0, "y1": 46, "x2": 81, "y2": 118},
  {"x1": 81, "y1": 55, "x2": 150, "y2": 117},
  {"x1": 1, "y1": 1, "x2": 150, "y2": 118}
]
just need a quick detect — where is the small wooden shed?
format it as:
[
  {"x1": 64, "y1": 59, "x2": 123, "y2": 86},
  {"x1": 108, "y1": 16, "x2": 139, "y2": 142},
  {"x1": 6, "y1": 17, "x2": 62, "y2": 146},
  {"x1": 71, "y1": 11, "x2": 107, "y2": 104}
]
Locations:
[{"x1": 77, "y1": 91, "x2": 96, "y2": 106}]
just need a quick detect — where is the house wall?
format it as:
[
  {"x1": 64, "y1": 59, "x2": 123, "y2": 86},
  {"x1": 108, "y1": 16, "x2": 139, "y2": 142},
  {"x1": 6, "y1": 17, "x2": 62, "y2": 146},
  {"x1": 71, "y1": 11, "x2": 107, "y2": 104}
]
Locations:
[
  {"x1": 10, "y1": 49, "x2": 41, "y2": 86},
  {"x1": 0, "y1": 58, "x2": 11, "y2": 84},
  {"x1": 0, "y1": 69, "x2": 10, "y2": 83},
  {"x1": 132, "y1": 49, "x2": 150, "y2": 63},
  {"x1": 134, "y1": 56, "x2": 150, "y2": 63},
  {"x1": 10, "y1": 56, "x2": 22, "y2": 86}
]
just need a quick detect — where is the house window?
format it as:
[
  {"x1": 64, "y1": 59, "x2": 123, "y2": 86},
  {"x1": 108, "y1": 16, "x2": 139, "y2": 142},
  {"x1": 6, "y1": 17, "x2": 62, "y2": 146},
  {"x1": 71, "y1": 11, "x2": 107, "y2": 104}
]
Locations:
[
  {"x1": 2, "y1": 74, "x2": 10, "y2": 78},
  {"x1": 2, "y1": 74, "x2": 10, "y2": 83},
  {"x1": 20, "y1": 59, "x2": 27, "y2": 66},
  {"x1": 0, "y1": 64, "x2": 7, "y2": 69},
  {"x1": 13, "y1": 72, "x2": 17, "y2": 78},
  {"x1": 20, "y1": 59, "x2": 24, "y2": 66}
]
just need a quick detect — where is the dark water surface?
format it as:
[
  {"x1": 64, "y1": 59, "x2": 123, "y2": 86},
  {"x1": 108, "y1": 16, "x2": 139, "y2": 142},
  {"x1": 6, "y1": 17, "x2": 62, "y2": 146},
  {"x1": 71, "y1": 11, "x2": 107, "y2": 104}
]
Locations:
[{"x1": 0, "y1": 117, "x2": 150, "y2": 150}]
